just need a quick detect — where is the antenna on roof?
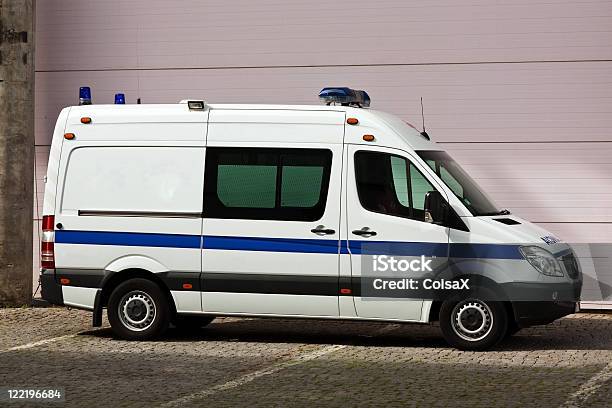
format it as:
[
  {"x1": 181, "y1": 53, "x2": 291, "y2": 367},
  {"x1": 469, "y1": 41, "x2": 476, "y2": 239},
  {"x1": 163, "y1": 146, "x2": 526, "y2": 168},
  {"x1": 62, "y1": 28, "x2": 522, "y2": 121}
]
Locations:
[
  {"x1": 137, "y1": 98, "x2": 141, "y2": 104},
  {"x1": 420, "y1": 97, "x2": 430, "y2": 140}
]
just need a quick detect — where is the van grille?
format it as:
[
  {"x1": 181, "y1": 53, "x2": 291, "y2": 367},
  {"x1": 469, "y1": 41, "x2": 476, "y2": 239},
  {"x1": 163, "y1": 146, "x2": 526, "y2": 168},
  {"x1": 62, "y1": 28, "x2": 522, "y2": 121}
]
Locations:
[{"x1": 561, "y1": 253, "x2": 580, "y2": 279}]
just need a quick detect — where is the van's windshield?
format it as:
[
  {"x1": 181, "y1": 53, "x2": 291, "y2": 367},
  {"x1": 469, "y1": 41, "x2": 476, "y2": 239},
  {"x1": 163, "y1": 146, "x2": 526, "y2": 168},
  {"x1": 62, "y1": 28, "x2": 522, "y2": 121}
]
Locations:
[{"x1": 416, "y1": 150, "x2": 507, "y2": 216}]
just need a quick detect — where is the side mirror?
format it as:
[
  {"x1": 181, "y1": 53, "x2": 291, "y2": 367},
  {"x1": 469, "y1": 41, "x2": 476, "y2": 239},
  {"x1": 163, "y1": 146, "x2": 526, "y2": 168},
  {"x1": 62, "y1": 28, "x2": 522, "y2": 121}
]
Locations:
[{"x1": 424, "y1": 190, "x2": 447, "y2": 224}]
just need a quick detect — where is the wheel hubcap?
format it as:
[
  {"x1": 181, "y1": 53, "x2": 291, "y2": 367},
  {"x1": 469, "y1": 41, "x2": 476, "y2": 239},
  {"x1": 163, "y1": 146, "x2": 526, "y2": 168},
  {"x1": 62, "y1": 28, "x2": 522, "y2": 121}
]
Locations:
[
  {"x1": 451, "y1": 300, "x2": 493, "y2": 342},
  {"x1": 118, "y1": 291, "x2": 156, "y2": 332}
]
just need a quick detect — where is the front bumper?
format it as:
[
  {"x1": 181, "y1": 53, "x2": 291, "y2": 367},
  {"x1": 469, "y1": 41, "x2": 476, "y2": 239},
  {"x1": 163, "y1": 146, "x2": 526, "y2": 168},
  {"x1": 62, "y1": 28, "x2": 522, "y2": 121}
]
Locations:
[
  {"x1": 512, "y1": 301, "x2": 577, "y2": 327},
  {"x1": 503, "y1": 280, "x2": 582, "y2": 327},
  {"x1": 40, "y1": 269, "x2": 64, "y2": 306},
  {"x1": 502, "y1": 280, "x2": 582, "y2": 303}
]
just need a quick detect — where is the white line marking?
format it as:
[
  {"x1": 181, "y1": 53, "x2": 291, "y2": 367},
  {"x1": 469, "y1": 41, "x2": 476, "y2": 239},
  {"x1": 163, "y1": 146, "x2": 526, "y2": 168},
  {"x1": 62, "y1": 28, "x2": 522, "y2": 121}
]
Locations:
[
  {"x1": 159, "y1": 344, "x2": 345, "y2": 408},
  {"x1": 562, "y1": 362, "x2": 612, "y2": 408},
  {"x1": 1, "y1": 328, "x2": 107, "y2": 353},
  {"x1": 2, "y1": 334, "x2": 78, "y2": 352},
  {"x1": 159, "y1": 323, "x2": 401, "y2": 408},
  {"x1": 1, "y1": 315, "x2": 241, "y2": 354},
  {"x1": 1, "y1": 317, "x2": 244, "y2": 354}
]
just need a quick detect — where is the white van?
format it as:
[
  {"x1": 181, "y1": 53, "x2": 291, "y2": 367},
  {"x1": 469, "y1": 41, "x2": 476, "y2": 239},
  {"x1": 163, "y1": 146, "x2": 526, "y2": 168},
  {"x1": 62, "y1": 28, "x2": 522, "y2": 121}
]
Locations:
[{"x1": 40, "y1": 88, "x2": 582, "y2": 350}]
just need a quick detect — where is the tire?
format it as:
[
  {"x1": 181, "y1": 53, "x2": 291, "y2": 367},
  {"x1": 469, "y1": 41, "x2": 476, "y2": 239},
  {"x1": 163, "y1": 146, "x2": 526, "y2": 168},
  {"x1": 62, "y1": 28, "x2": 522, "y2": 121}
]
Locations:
[
  {"x1": 505, "y1": 322, "x2": 521, "y2": 338},
  {"x1": 173, "y1": 315, "x2": 216, "y2": 331},
  {"x1": 107, "y1": 278, "x2": 170, "y2": 340},
  {"x1": 439, "y1": 288, "x2": 508, "y2": 351}
]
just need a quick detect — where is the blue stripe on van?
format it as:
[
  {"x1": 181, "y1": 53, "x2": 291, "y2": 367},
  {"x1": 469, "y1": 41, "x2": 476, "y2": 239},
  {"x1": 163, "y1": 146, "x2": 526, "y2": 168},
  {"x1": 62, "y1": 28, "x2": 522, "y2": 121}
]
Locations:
[
  {"x1": 347, "y1": 241, "x2": 448, "y2": 257},
  {"x1": 54, "y1": 230, "x2": 522, "y2": 260},
  {"x1": 203, "y1": 235, "x2": 341, "y2": 254},
  {"x1": 449, "y1": 243, "x2": 523, "y2": 260},
  {"x1": 55, "y1": 230, "x2": 201, "y2": 249}
]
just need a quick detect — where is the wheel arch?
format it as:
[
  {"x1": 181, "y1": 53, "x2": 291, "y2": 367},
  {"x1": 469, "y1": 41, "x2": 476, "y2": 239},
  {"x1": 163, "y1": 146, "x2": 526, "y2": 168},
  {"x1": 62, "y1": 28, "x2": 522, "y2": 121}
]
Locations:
[
  {"x1": 428, "y1": 274, "x2": 516, "y2": 325},
  {"x1": 100, "y1": 269, "x2": 177, "y2": 317}
]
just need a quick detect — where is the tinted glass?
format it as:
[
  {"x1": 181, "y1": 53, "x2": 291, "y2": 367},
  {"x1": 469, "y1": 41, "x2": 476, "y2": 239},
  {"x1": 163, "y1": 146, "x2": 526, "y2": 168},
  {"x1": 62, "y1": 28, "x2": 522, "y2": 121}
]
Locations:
[
  {"x1": 281, "y1": 166, "x2": 324, "y2": 207},
  {"x1": 217, "y1": 165, "x2": 277, "y2": 208},
  {"x1": 390, "y1": 156, "x2": 410, "y2": 207},
  {"x1": 355, "y1": 151, "x2": 434, "y2": 221},
  {"x1": 417, "y1": 150, "x2": 501, "y2": 216},
  {"x1": 411, "y1": 167, "x2": 433, "y2": 211},
  {"x1": 204, "y1": 148, "x2": 332, "y2": 221}
]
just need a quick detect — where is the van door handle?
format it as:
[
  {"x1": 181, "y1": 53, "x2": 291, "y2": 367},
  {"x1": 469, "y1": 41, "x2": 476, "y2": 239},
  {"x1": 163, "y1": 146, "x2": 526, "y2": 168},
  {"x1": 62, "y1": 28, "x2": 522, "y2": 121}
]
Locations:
[
  {"x1": 352, "y1": 227, "x2": 377, "y2": 237},
  {"x1": 311, "y1": 225, "x2": 336, "y2": 236}
]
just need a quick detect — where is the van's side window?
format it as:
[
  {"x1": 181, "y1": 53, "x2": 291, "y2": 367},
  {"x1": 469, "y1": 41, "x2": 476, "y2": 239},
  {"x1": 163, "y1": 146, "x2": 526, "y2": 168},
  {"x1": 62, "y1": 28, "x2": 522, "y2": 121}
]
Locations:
[
  {"x1": 204, "y1": 147, "x2": 332, "y2": 221},
  {"x1": 355, "y1": 151, "x2": 434, "y2": 221}
]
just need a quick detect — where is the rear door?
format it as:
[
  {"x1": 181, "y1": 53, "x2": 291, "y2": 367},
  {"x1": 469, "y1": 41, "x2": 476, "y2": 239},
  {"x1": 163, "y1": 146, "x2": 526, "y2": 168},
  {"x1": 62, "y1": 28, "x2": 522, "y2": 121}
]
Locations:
[
  {"x1": 53, "y1": 110, "x2": 207, "y2": 312},
  {"x1": 201, "y1": 109, "x2": 344, "y2": 316}
]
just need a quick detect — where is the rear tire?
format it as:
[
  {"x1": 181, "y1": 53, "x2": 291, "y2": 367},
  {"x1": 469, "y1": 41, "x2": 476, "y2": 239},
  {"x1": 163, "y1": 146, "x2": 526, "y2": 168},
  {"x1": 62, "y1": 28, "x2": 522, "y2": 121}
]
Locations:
[
  {"x1": 505, "y1": 321, "x2": 521, "y2": 338},
  {"x1": 439, "y1": 289, "x2": 507, "y2": 351},
  {"x1": 108, "y1": 278, "x2": 170, "y2": 340},
  {"x1": 173, "y1": 315, "x2": 215, "y2": 331}
]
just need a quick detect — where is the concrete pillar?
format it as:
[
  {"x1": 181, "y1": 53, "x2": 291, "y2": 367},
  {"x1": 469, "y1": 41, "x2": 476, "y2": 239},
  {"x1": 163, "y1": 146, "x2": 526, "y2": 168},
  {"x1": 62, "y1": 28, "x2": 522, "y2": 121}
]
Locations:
[{"x1": 0, "y1": 0, "x2": 35, "y2": 306}]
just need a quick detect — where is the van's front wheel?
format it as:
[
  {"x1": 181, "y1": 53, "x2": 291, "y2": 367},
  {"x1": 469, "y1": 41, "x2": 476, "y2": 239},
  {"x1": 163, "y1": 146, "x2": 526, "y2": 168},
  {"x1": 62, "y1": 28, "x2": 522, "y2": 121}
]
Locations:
[
  {"x1": 108, "y1": 278, "x2": 170, "y2": 340},
  {"x1": 439, "y1": 292, "x2": 507, "y2": 351}
]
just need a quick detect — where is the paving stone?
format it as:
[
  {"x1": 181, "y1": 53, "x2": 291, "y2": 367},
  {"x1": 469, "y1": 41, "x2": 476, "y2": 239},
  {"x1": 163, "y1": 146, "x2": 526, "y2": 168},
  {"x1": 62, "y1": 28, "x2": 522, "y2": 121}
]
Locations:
[{"x1": 0, "y1": 309, "x2": 610, "y2": 407}]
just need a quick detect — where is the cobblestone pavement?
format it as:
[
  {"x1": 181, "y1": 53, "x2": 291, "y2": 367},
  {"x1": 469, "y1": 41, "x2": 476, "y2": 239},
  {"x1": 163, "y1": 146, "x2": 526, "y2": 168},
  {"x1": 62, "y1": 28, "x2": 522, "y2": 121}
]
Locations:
[{"x1": 0, "y1": 308, "x2": 611, "y2": 407}]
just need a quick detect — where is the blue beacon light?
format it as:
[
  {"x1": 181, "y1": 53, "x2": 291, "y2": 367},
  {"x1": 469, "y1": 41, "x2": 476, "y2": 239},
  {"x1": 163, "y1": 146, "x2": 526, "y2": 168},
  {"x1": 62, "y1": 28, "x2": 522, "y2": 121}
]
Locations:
[
  {"x1": 318, "y1": 87, "x2": 370, "y2": 107},
  {"x1": 114, "y1": 93, "x2": 126, "y2": 104},
  {"x1": 79, "y1": 86, "x2": 92, "y2": 105}
]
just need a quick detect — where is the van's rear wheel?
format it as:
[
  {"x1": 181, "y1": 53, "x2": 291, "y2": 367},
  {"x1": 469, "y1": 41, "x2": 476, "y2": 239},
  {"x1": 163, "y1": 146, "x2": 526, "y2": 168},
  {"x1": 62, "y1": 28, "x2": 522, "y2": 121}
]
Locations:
[
  {"x1": 173, "y1": 315, "x2": 216, "y2": 331},
  {"x1": 505, "y1": 321, "x2": 521, "y2": 338},
  {"x1": 108, "y1": 278, "x2": 170, "y2": 340},
  {"x1": 439, "y1": 290, "x2": 507, "y2": 351}
]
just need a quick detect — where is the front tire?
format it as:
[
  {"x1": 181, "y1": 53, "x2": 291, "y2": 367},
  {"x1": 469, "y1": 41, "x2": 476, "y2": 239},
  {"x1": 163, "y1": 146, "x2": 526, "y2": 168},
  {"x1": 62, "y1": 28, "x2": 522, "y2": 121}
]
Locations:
[
  {"x1": 439, "y1": 290, "x2": 507, "y2": 351},
  {"x1": 108, "y1": 278, "x2": 170, "y2": 340}
]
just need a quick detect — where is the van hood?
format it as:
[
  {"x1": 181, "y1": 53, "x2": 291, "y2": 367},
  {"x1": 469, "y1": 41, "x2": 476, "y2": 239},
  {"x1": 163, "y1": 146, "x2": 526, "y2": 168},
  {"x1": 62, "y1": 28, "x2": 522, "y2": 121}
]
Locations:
[{"x1": 463, "y1": 215, "x2": 570, "y2": 254}]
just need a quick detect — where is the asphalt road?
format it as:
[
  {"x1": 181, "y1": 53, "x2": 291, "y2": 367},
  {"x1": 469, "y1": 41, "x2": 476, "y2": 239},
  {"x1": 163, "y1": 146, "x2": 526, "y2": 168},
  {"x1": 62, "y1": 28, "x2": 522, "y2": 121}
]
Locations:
[{"x1": 1, "y1": 308, "x2": 611, "y2": 407}]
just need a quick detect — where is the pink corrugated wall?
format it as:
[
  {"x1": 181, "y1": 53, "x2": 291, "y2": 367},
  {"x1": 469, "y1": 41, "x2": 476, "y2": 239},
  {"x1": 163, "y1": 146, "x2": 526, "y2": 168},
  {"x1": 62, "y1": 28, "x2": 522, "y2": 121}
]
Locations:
[{"x1": 33, "y1": 0, "x2": 612, "y2": 304}]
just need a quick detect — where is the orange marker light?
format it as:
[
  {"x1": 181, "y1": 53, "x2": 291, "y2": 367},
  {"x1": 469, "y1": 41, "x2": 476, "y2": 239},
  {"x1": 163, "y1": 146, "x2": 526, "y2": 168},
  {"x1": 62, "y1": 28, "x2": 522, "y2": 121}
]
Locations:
[
  {"x1": 60, "y1": 278, "x2": 70, "y2": 285},
  {"x1": 80, "y1": 117, "x2": 92, "y2": 124},
  {"x1": 347, "y1": 117, "x2": 359, "y2": 125},
  {"x1": 64, "y1": 133, "x2": 75, "y2": 140},
  {"x1": 362, "y1": 134, "x2": 375, "y2": 142},
  {"x1": 182, "y1": 283, "x2": 193, "y2": 290}
]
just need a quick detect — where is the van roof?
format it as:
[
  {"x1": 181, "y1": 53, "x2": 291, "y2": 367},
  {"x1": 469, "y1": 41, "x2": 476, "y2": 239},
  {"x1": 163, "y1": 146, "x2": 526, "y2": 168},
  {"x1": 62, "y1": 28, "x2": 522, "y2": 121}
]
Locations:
[{"x1": 65, "y1": 103, "x2": 440, "y2": 151}]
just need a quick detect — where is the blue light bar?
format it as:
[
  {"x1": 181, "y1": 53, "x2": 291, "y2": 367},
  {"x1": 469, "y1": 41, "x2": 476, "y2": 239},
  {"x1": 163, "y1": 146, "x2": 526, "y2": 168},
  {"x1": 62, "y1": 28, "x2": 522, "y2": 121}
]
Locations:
[
  {"x1": 79, "y1": 86, "x2": 92, "y2": 105},
  {"x1": 114, "y1": 93, "x2": 126, "y2": 104},
  {"x1": 318, "y1": 87, "x2": 370, "y2": 107}
]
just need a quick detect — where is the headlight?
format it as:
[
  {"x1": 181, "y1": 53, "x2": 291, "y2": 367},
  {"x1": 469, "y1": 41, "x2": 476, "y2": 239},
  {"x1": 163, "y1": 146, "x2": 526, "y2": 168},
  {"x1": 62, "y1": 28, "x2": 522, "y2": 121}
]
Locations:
[{"x1": 519, "y1": 246, "x2": 563, "y2": 277}]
